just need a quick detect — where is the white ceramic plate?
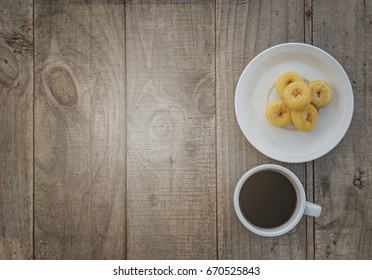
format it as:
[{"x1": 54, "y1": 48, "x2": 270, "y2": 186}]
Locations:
[{"x1": 235, "y1": 43, "x2": 354, "y2": 163}]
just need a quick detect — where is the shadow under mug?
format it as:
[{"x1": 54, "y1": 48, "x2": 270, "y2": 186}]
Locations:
[{"x1": 233, "y1": 164, "x2": 321, "y2": 237}]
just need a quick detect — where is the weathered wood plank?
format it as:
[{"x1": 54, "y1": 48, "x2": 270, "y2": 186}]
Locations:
[
  {"x1": 0, "y1": 0, "x2": 33, "y2": 259},
  {"x1": 216, "y1": 0, "x2": 308, "y2": 259},
  {"x1": 126, "y1": 0, "x2": 216, "y2": 259},
  {"x1": 313, "y1": 0, "x2": 372, "y2": 259},
  {"x1": 34, "y1": 0, "x2": 126, "y2": 259}
]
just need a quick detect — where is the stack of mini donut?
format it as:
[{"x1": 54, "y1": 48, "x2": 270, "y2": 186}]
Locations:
[{"x1": 265, "y1": 71, "x2": 332, "y2": 132}]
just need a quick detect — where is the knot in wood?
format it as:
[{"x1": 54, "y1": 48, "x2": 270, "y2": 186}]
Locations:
[
  {"x1": 0, "y1": 45, "x2": 19, "y2": 87},
  {"x1": 353, "y1": 178, "x2": 362, "y2": 187},
  {"x1": 46, "y1": 66, "x2": 78, "y2": 107}
]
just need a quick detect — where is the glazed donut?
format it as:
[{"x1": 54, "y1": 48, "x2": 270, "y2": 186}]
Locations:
[
  {"x1": 265, "y1": 100, "x2": 292, "y2": 127},
  {"x1": 276, "y1": 71, "x2": 304, "y2": 97},
  {"x1": 291, "y1": 104, "x2": 318, "y2": 132},
  {"x1": 309, "y1": 80, "x2": 333, "y2": 108},
  {"x1": 282, "y1": 81, "x2": 312, "y2": 110}
]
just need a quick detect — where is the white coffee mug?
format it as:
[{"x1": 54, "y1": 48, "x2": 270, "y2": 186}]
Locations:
[{"x1": 234, "y1": 164, "x2": 321, "y2": 237}]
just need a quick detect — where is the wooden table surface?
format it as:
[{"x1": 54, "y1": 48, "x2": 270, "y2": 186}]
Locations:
[{"x1": 0, "y1": 0, "x2": 371, "y2": 260}]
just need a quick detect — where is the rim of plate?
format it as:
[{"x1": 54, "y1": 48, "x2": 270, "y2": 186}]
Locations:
[{"x1": 235, "y1": 42, "x2": 354, "y2": 163}]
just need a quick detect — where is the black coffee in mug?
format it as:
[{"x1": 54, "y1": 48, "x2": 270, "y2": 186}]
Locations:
[{"x1": 239, "y1": 170, "x2": 297, "y2": 228}]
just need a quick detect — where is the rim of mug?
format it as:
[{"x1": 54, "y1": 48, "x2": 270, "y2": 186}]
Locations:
[{"x1": 233, "y1": 164, "x2": 306, "y2": 237}]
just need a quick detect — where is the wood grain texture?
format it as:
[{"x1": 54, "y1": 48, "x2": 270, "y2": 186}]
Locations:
[
  {"x1": 0, "y1": 0, "x2": 33, "y2": 259},
  {"x1": 313, "y1": 0, "x2": 372, "y2": 259},
  {"x1": 216, "y1": 0, "x2": 308, "y2": 259},
  {"x1": 34, "y1": 0, "x2": 126, "y2": 259},
  {"x1": 126, "y1": 0, "x2": 216, "y2": 259}
]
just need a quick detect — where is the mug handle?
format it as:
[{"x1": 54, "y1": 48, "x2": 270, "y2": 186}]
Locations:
[{"x1": 304, "y1": 201, "x2": 321, "y2": 217}]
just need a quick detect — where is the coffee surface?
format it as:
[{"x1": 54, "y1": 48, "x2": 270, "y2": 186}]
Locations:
[{"x1": 239, "y1": 170, "x2": 297, "y2": 228}]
